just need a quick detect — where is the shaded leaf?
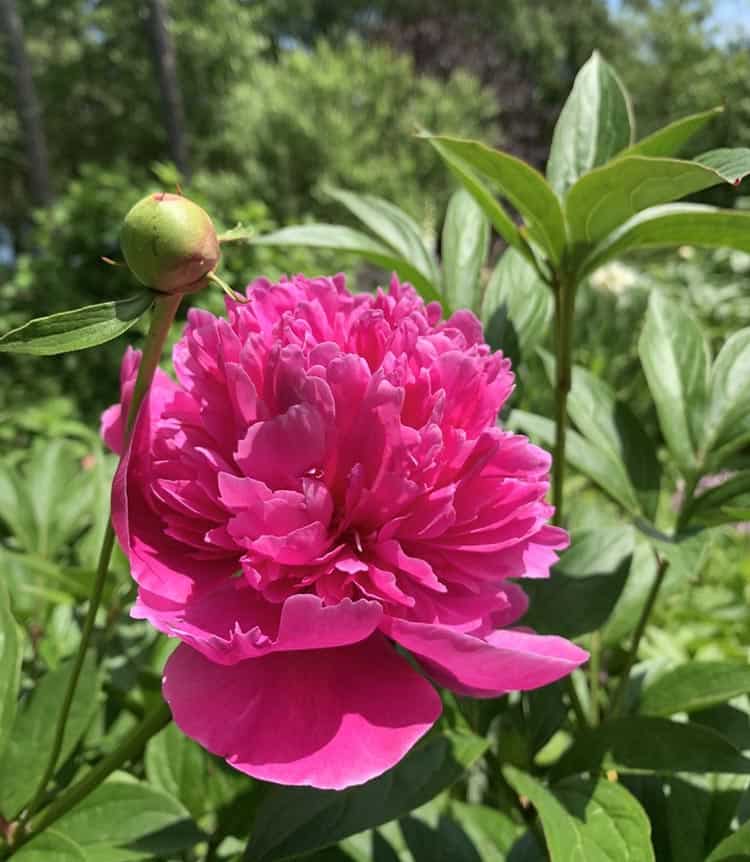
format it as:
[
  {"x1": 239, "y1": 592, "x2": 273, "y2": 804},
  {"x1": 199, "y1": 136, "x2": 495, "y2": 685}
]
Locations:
[
  {"x1": 704, "y1": 329, "x2": 750, "y2": 464},
  {"x1": 0, "y1": 578, "x2": 20, "y2": 762},
  {"x1": 441, "y1": 188, "x2": 489, "y2": 312},
  {"x1": 640, "y1": 662, "x2": 750, "y2": 717},
  {"x1": 706, "y1": 819, "x2": 750, "y2": 861}
]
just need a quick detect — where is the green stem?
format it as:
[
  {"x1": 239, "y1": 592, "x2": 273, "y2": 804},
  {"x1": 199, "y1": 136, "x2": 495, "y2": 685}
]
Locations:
[
  {"x1": 552, "y1": 276, "x2": 574, "y2": 527},
  {"x1": 21, "y1": 293, "x2": 182, "y2": 824},
  {"x1": 589, "y1": 631, "x2": 601, "y2": 726},
  {"x1": 609, "y1": 553, "x2": 670, "y2": 718},
  {"x1": 566, "y1": 676, "x2": 589, "y2": 730},
  {"x1": 8, "y1": 702, "x2": 172, "y2": 856}
]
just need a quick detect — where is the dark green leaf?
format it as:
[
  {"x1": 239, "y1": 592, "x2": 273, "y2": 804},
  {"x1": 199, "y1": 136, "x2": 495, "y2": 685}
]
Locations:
[
  {"x1": 0, "y1": 652, "x2": 100, "y2": 818},
  {"x1": 686, "y1": 471, "x2": 750, "y2": 528},
  {"x1": 664, "y1": 777, "x2": 713, "y2": 862},
  {"x1": 640, "y1": 663, "x2": 750, "y2": 717},
  {"x1": 0, "y1": 578, "x2": 20, "y2": 762},
  {"x1": 704, "y1": 329, "x2": 750, "y2": 464},
  {"x1": 13, "y1": 830, "x2": 87, "y2": 862},
  {"x1": 553, "y1": 718, "x2": 750, "y2": 780},
  {"x1": 638, "y1": 291, "x2": 710, "y2": 474},
  {"x1": 546, "y1": 51, "x2": 634, "y2": 197},
  {"x1": 566, "y1": 154, "x2": 750, "y2": 250},
  {"x1": 504, "y1": 767, "x2": 654, "y2": 862},
  {"x1": 482, "y1": 250, "x2": 551, "y2": 363},
  {"x1": 441, "y1": 189, "x2": 489, "y2": 312},
  {"x1": 623, "y1": 107, "x2": 724, "y2": 158},
  {"x1": 706, "y1": 819, "x2": 750, "y2": 861},
  {"x1": 251, "y1": 224, "x2": 441, "y2": 304},
  {"x1": 145, "y1": 723, "x2": 211, "y2": 821},
  {"x1": 245, "y1": 727, "x2": 488, "y2": 862},
  {"x1": 0, "y1": 292, "x2": 153, "y2": 356},
  {"x1": 580, "y1": 204, "x2": 750, "y2": 276},
  {"x1": 427, "y1": 135, "x2": 566, "y2": 263}
]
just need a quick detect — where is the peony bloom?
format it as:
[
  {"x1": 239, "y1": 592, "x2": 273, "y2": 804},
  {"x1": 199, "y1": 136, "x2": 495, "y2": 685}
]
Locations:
[{"x1": 102, "y1": 274, "x2": 586, "y2": 790}]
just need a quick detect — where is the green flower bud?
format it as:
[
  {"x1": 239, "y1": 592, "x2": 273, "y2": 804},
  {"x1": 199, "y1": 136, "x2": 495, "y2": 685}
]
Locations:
[{"x1": 120, "y1": 193, "x2": 220, "y2": 294}]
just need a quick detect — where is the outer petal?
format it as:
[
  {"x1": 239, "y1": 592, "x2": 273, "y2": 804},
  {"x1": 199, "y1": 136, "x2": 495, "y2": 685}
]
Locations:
[
  {"x1": 382, "y1": 617, "x2": 587, "y2": 698},
  {"x1": 163, "y1": 635, "x2": 442, "y2": 789}
]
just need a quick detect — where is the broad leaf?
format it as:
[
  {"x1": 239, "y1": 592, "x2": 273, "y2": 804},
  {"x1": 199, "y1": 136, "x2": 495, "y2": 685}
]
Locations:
[
  {"x1": 566, "y1": 153, "x2": 750, "y2": 250},
  {"x1": 441, "y1": 188, "x2": 489, "y2": 312},
  {"x1": 245, "y1": 727, "x2": 488, "y2": 862},
  {"x1": 251, "y1": 225, "x2": 441, "y2": 304},
  {"x1": 0, "y1": 291, "x2": 153, "y2": 356},
  {"x1": 704, "y1": 328, "x2": 750, "y2": 464},
  {"x1": 427, "y1": 135, "x2": 566, "y2": 263},
  {"x1": 623, "y1": 107, "x2": 724, "y2": 158},
  {"x1": 696, "y1": 148, "x2": 750, "y2": 183},
  {"x1": 0, "y1": 579, "x2": 20, "y2": 761},
  {"x1": 13, "y1": 831, "x2": 87, "y2": 862},
  {"x1": 482, "y1": 249, "x2": 551, "y2": 365},
  {"x1": 664, "y1": 777, "x2": 713, "y2": 862},
  {"x1": 638, "y1": 292, "x2": 710, "y2": 474},
  {"x1": 553, "y1": 717, "x2": 750, "y2": 780},
  {"x1": 580, "y1": 203, "x2": 750, "y2": 276},
  {"x1": 326, "y1": 188, "x2": 440, "y2": 289},
  {"x1": 547, "y1": 51, "x2": 634, "y2": 197},
  {"x1": 145, "y1": 723, "x2": 211, "y2": 821},
  {"x1": 640, "y1": 662, "x2": 750, "y2": 717},
  {"x1": 504, "y1": 767, "x2": 654, "y2": 862},
  {"x1": 0, "y1": 652, "x2": 100, "y2": 818}
]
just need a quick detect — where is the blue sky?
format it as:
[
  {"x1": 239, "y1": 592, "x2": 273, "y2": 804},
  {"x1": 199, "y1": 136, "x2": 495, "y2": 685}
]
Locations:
[{"x1": 608, "y1": 0, "x2": 750, "y2": 38}]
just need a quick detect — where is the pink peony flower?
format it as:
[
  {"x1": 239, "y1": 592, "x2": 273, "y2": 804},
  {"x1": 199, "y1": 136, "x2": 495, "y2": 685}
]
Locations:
[{"x1": 102, "y1": 274, "x2": 587, "y2": 790}]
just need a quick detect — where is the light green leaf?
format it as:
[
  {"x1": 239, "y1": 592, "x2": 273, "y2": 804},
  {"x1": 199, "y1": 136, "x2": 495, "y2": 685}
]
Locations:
[
  {"x1": 580, "y1": 204, "x2": 750, "y2": 276},
  {"x1": 704, "y1": 328, "x2": 750, "y2": 464},
  {"x1": 218, "y1": 223, "x2": 255, "y2": 243},
  {"x1": 504, "y1": 766, "x2": 654, "y2": 862},
  {"x1": 640, "y1": 662, "x2": 750, "y2": 717},
  {"x1": 441, "y1": 188, "x2": 489, "y2": 312},
  {"x1": 553, "y1": 717, "x2": 750, "y2": 779},
  {"x1": 638, "y1": 291, "x2": 710, "y2": 474},
  {"x1": 623, "y1": 107, "x2": 723, "y2": 158},
  {"x1": 706, "y1": 818, "x2": 750, "y2": 861},
  {"x1": 547, "y1": 51, "x2": 634, "y2": 197},
  {"x1": 325, "y1": 188, "x2": 440, "y2": 289},
  {"x1": 427, "y1": 135, "x2": 566, "y2": 263},
  {"x1": 0, "y1": 652, "x2": 100, "y2": 818},
  {"x1": 245, "y1": 727, "x2": 488, "y2": 862},
  {"x1": 566, "y1": 154, "x2": 750, "y2": 250},
  {"x1": 13, "y1": 830, "x2": 87, "y2": 862},
  {"x1": 0, "y1": 579, "x2": 20, "y2": 762},
  {"x1": 448, "y1": 801, "x2": 521, "y2": 861},
  {"x1": 696, "y1": 148, "x2": 750, "y2": 183},
  {"x1": 0, "y1": 292, "x2": 153, "y2": 356},
  {"x1": 482, "y1": 249, "x2": 551, "y2": 364},
  {"x1": 251, "y1": 224, "x2": 441, "y2": 304},
  {"x1": 145, "y1": 723, "x2": 211, "y2": 821}
]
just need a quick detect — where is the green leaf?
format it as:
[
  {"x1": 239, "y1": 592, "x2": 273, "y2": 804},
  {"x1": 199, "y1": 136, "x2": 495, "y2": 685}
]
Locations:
[
  {"x1": 640, "y1": 662, "x2": 750, "y2": 718},
  {"x1": 638, "y1": 291, "x2": 710, "y2": 474},
  {"x1": 553, "y1": 717, "x2": 750, "y2": 780},
  {"x1": 251, "y1": 224, "x2": 442, "y2": 304},
  {"x1": 218, "y1": 223, "x2": 255, "y2": 243},
  {"x1": 504, "y1": 766, "x2": 654, "y2": 862},
  {"x1": 704, "y1": 329, "x2": 750, "y2": 464},
  {"x1": 566, "y1": 154, "x2": 750, "y2": 250},
  {"x1": 0, "y1": 578, "x2": 20, "y2": 762},
  {"x1": 510, "y1": 409, "x2": 640, "y2": 514},
  {"x1": 696, "y1": 148, "x2": 750, "y2": 184},
  {"x1": 55, "y1": 777, "x2": 204, "y2": 855},
  {"x1": 0, "y1": 292, "x2": 153, "y2": 356},
  {"x1": 426, "y1": 138, "x2": 532, "y2": 264},
  {"x1": 482, "y1": 249, "x2": 551, "y2": 365},
  {"x1": 580, "y1": 204, "x2": 750, "y2": 276},
  {"x1": 441, "y1": 188, "x2": 489, "y2": 312},
  {"x1": 245, "y1": 727, "x2": 488, "y2": 862},
  {"x1": 325, "y1": 187, "x2": 440, "y2": 289},
  {"x1": 686, "y1": 471, "x2": 750, "y2": 528},
  {"x1": 623, "y1": 107, "x2": 724, "y2": 158},
  {"x1": 664, "y1": 777, "x2": 713, "y2": 862},
  {"x1": 448, "y1": 802, "x2": 521, "y2": 861},
  {"x1": 547, "y1": 51, "x2": 634, "y2": 197},
  {"x1": 145, "y1": 723, "x2": 211, "y2": 821},
  {"x1": 706, "y1": 819, "x2": 750, "y2": 861},
  {"x1": 13, "y1": 830, "x2": 88, "y2": 862},
  {"x1": 427, "y1": 135, "x2": 566, "y2": 263},
  {"x1": 0, "y1": 652, "x2": 100, "y2": 819}
]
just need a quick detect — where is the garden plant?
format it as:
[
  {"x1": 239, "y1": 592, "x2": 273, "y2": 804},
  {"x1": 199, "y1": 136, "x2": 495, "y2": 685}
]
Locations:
[{"x1": 1, "y1": 50, "x2": 750, "y2": 861}]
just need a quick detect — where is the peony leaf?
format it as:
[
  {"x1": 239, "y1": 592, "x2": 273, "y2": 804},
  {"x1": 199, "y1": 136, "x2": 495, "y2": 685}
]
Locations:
[
  {"x1": 639, "y1": 662, "x2": 750, "y2": 718},
  {"x1": 245, "y1": 727, "x2": 488, "y2": 862},
  {"x1": 13, "y1": 830, "x2": 87, "y2": 862},
  {"x1": 0, "y1": 291, "x2": 154, "y2": 356},
  {"x1": 0, "y1": 578, "x2": 21, "y2": 763},
  {"x1": 441, "y1": 188, "x2": 489, "y2": 312},
  {"x1": 546, "y1": 51, "x2": 634, "y2": 198},
  {"x1": 704, "y1": 328, "x2": 750, "y2": 465},
  {"x1": 145, "y1": 724, "x2": 212, "y2": 821},
  {"x1": 623, "y1": 107, "x2": 724, "y2": 158},
  {"x1": 706, "y1": 819, "x2": 750, "y2": 861}
]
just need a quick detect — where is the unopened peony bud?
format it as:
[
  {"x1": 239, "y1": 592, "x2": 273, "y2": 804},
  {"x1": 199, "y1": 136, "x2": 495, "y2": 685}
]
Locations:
[{"x1": 120, "y1": 193, "x2": 220, "y2": 295}]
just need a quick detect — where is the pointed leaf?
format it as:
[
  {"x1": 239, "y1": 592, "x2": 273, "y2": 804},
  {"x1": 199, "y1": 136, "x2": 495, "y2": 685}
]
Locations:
[
  {"x1": 640, "y1": 662, "x2": 750, "y2": 717},
  {"x1": 251, "y1": 225, "x2": 441, "y2": 304},
  {"x1": 0, "y1": 579, "x2": 21, "y2": 761},
  {"x1": 639, "y1": 292, "x2": 710, "y2": 474},
  {"x1": 441, "y1": 188, "x2": 489, "y2": 311},
  {"x1": 427, "y1": 135, "x2": 566, "y2": 263},
  {"x1": 547, "y1": 51, "x2": 634, "y2": 197},
  {"x1": 706, "y1": 819, "x2": 750, "y2": 861},
  {"x1": 686, "y1": 470, "x2": 750, "y2": 528},
  {"x1": 696, "y1": 148, "x2": 750, "y2": 184},
  {"x1": 245, "y1": 727, "x2": 488, "y2": 862},
  {"x1": 0, "y1": 292, "x2": 154, "y2": 356},
  {"x1": 704, "y1": 329, "x2": 750, "y2": 464},
  {"x1": 623, "y1": 107, "x2": 724, "y2": 158},
  {"x1": 504, "y1": 767, "x2": 654, "y2": 862}
]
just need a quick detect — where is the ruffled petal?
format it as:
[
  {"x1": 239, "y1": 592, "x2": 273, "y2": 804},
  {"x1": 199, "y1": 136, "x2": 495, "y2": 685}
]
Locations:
[{"x1": 163, "y1": 634, "x2": 441, "y2": 789}]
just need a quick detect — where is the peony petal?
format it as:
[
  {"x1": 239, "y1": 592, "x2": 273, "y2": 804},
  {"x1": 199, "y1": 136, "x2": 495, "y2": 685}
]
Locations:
[
  {"x1": 163, "y1": 634, "x2": 441, "y2": 789},
  {"x1": 382, "y1": 617, "x2": 587, "y2": 698}
]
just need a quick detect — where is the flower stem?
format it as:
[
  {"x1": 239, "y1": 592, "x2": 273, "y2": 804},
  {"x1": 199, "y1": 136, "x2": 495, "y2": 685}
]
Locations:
[
  {"x1": 589, "y1": 631, "x2": 601, "y2": 726},
  {"x1": 7, "y1": 702, "x2": 172, "y2": 857},
  {"x1": 552, "y1": 277, "x2": 574, "y2": 527},
  {"x1": 21, "y1": 293, "x2": 182, "y2": 825}
]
